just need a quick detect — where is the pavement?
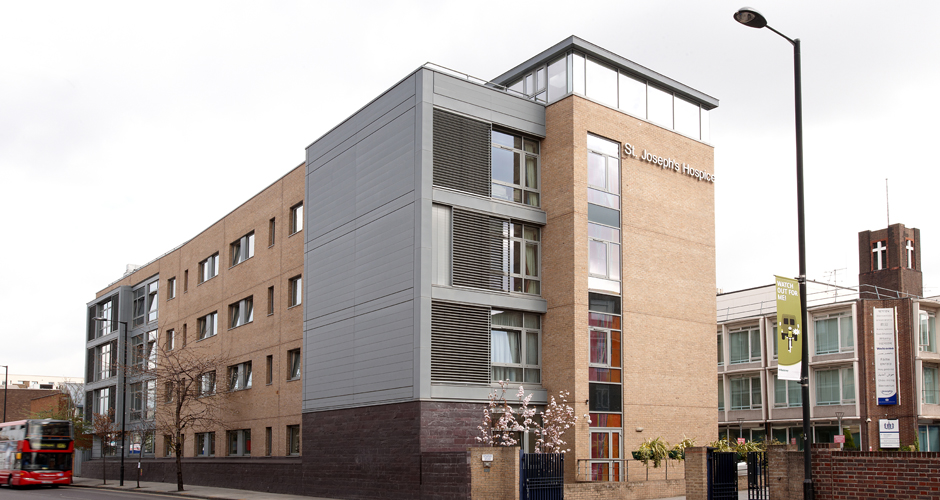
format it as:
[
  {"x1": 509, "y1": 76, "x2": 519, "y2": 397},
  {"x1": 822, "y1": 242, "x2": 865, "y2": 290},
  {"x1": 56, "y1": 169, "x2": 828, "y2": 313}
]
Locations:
[
  {"x1": 70, "y1": 476, "x2": 755, "y2": 500},
  {"x1": 70, "y1": 476, "x2": 341, "y2": 500}
]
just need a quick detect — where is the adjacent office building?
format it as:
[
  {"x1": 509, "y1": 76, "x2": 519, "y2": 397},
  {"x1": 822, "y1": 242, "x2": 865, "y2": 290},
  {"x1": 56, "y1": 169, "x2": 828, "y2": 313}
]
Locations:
[
  {"x1": 84, "y1": 36, "x2": 720, "y2": 498},
  {"x1": 717, "y1": 223, "x2": 940, "y2": 453}
]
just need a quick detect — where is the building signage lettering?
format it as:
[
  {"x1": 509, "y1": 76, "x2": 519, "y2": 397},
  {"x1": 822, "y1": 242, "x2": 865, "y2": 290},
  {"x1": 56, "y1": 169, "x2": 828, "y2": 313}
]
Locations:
[
  {"x1": 775, "y1": 276, "x2": 802, "y2": 381},
  {"x1": 874, "y1": 307, "x2": 898, "y2": 405},
  {"x1": 623, "y1": 143, "x2": 715, "y2": 183}
]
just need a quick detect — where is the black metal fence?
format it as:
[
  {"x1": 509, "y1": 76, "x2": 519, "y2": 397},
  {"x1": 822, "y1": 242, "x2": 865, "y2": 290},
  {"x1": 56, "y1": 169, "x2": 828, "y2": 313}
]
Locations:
[
  {"x1": 707, "y1": 449, "x2": 737, "y2": 500},
  {"x1": 746, "y1": 451, "x2": 768, "y2": 500},
  {"x1": 520, "y1": 451, "x2": 564, "y2": 500}
]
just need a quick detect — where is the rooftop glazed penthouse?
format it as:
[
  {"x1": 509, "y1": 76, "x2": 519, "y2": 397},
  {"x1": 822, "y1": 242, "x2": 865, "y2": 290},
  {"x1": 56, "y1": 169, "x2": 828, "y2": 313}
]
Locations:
[{"x1": 301, "y1": 36, "x2": 718, "y2": 498}]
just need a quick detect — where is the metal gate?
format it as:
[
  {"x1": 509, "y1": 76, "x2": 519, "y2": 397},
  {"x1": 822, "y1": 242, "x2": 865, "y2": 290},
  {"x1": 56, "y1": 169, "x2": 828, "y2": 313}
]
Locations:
[
  {"x1": 520, "y1": 451, "x2": 564, "y2": 500},
  {"x1": 706, "y1": 449, "x2": 737, "y2": 500},
  {"x1": 746, "y1": 451, "x2": 768, "y2": 500}
]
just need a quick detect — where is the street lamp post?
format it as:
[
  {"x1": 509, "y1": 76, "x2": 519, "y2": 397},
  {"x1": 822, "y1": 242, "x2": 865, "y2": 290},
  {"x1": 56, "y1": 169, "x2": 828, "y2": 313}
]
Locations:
[
  {"x1": 836, "y1": 412, "x2": 845, "y2": 450},
  {"x1": 93, "y1": 316, "x2": 130, "y2": 487},
  {"x1": 2, "y1": 365, "x2": 8, "y2": 422},
  {"x1": 733, "y1": 7, "x2": 813, "y2": 500}
]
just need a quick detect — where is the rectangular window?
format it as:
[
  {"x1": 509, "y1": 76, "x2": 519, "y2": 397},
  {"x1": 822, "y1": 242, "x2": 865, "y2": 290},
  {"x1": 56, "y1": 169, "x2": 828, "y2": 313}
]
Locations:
[
  {"x1": 490, "y1": 310, "x2": 541, "y2": 384},
  {"x1": 588, "y1": 224, "x2": 621, "y2": 282},
  {"x1": 265, "y1": 427, "x2": 272, "y2": 456},
  {"x1": 129, "y1": 380, "x2": 155, "y2": 421},
  {"x1": 589, "y1": 326, "x2": 621, "y2": 384},
  {"x1": 184, "y1": 270, "x2": 189, "y2": 292},
  {"x1": 147, "y1": 281, "x2": 159, "y2": 323},
  {"x1": 196, "y1": 432, "x2": 215, "y2": 457},
  {"x1": 93, "y1": 341, "x2": 117, "y2": 381},
  {"x1": 182, "y1": 324, "x2": 187, "y2": 347},
  {"x1": 815, "y1": 366, "x2": 854, "y2": 405},
  {"x1": 731, "y1": 376, "x2": 761, "y2": 410},
  {"x1": 198, "y1": 371, "x2": 216, "y2": 396},
  {"x1": 505, "y1": 222, "x2": 540, "y2": 295},
  {"x1": 164, "y1": 435, "x2": 174, "y2": 457},
  {"x1": 229, "y1": 297, "x2": 254, "y2": 328},
  {"x1": 229, "y1": 361, "x2": 252, "y2": 391},
  {"x1": 288, "y1": 349, "x2": 301, "y2": 380},
  {"x1": 287, "y1": 425, "x2": 300, "y2": 455},
  {"x1": 814, "y1": 313, "x2": 854, "y2": 355},
  {"x1": 167, "y1": 277, "x2": 176, "y2": 300},
  {"x1": 166, "y1": 329, "x2": 175, "y2": 351},
  {"x1": 491, "y1": 130, "x2": 540, "y2": 207},
  {"x1": 289, "y1": 276, "x2": 302, "y2": 307},
  {"x1": 227, "y1": 429, "x2": 251, "y2": 456},
  {"x1": 924, "y1": 365, "x2": 939, "y2": 405},
  {"x1": 199, "y1": 253, "x2": 220, "y2": 283},
  {"x1": 718, "y1": 379, "x2": 724, "y2": 411},
  {"x1": 729, "y1": 326, "x2": 760, "y2": 364},
  {"x1": 266, "y1": 355, "x2": 273, "y2": 385},
  {"x1": 268, "y1": 218, "x2": 276, "y2": 247},
  {"x1": 290, "y1": 202, "x2": 303, "y2": 235},
  {"x1": 647, "y1": 84, "x2": 674, "y2": 128},
  {"x1": 198, "y1": 312, "x2": 218, "y2": 340},
  {"x1": 230, "y1": 231, "x2": 255, "y2": 266},
  {"x1": 618, "y1": 71, "x2": 646, "y2": 118},
  {"x1": 133, "y1": 287, "x2": 146, "y2": 327},
  {"x1": 772, "y1": 322, "x2": 778, "y2": 359},
  {"x1": 268, "y1": 286, "x2": 275, "y2": 315},
  {"x1": 919, "y1": 425, "x2": 940, "y2": 452},
  {"x1": 773, "y1": 373, "x2": 802, "y2": 408},
  {"x1": 717, "y1": 332, "x2": 724, "y2": 365},
  {"x1": 920, "y1": 311, "x2": 937, "y2": 353},
  {"x1": 872, "y1": 240, "x2": 887, "y2": 271},
  {"x1": 92, "y1": 297, "x2": 116, "y2": 339},
  {"x1": 91, "y1": 386, "x2": 115, "y2": 417}
]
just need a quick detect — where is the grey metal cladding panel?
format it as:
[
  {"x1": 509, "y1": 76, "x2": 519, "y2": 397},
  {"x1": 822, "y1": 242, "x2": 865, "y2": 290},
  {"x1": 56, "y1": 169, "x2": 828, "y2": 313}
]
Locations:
[
  {"x1": 354, "y1": 109, "x2": 416, "y2": 215},
  {"x1": 433, "y1": 73, "x2": 545, "y2": 128},
  {"x1": 306, "y1": 192, "x2": 415, "y2": 253},
  {"x1": 306, "y1": 232, "x2": 356, "y2": 321},
  {"x1": 306, "y1": 74, "x2": 417, "y2": 166},
  {"x1": 430, "y1": 286, "x2": 548, "y2": 313},
  {"x1": 433, "y1": 94, "x2": 546, "y2": 138},
  {"x1": 353, "y1": 209, "x2": 414, "y2": 304},
  {"x1": 308, "y1": 147, "x2": 358, "y2": 240}
]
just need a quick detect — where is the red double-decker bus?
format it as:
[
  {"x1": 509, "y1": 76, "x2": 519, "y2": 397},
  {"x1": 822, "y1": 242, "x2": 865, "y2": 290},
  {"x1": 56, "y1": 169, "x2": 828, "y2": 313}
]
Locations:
[{"x1": 0, "y1": 419, "x2": 73, "y2": 488}]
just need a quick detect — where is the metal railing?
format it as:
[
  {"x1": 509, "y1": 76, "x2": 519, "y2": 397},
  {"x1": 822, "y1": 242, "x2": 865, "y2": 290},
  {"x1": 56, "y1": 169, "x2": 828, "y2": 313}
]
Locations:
[{"x1": 575, "y1": 458, "x2": 685, "y2": 482}]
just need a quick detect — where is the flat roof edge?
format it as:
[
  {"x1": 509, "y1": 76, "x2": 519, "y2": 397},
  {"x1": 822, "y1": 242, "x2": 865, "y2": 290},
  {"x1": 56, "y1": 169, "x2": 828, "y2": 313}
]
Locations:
[{"x1": 491, "y1": 35, "x2": 719, "y2": 110}]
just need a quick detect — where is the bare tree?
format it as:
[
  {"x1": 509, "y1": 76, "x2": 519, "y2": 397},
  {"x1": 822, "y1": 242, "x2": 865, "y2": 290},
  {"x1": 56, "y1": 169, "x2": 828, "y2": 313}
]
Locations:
[
  {"x1": 31, "y1": 379, "x2": 93, "y2": 450},
  {"x1": 130, "y1": 341, "x2": 228, "y2": 492},
  {"x1": 91, "y1": 408, "x2": 120, "y2": 485}
]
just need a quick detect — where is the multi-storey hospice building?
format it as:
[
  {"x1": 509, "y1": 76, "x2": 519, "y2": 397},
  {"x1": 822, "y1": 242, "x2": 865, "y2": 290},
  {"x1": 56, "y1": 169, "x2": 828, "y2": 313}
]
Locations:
[
  {"x1": 717, "y1": 223, "x2": 940, "y2": 453},
  {"x1": 84, "y1": 36, "x2": 719, "y2": 499}
]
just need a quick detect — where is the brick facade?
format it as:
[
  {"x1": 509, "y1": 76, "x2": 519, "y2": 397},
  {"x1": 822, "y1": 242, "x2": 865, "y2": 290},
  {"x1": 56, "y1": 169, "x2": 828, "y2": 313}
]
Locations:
[
  {"x1": 0, "y1": 388, "x2": 59, "y2": 421},
  {"x1": 301, "y1": 401, "x2": 474, "y2": 500}
]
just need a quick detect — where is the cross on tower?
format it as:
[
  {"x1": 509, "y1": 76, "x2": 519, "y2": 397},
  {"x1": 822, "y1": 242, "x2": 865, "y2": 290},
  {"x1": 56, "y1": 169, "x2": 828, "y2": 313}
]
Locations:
[
  {"x1": 907, "y1": 239, "x2": 915, "y2": 269},
  {"x1": 872, "y1": 240, "x2": 887, "y2": 270}
]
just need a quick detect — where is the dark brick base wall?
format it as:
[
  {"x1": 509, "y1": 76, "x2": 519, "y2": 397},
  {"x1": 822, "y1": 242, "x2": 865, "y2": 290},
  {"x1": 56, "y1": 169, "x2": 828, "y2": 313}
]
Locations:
[
  {"x1": 302, "y1": 401, "x2": 479, "y2": 500},
  {"x1": 80, "y1": 457, "x2": 303, "y2": 494}
]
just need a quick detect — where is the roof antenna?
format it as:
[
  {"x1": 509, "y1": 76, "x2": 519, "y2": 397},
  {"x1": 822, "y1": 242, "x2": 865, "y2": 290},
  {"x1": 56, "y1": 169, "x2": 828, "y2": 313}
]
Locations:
[{"x1": 886, "y1": 178, "x2": 890, "y2": 227}]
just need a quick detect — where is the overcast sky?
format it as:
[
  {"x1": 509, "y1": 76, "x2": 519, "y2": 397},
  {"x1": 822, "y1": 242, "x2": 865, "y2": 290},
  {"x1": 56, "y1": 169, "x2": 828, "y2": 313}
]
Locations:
[{"x1": 2, "y1": 1, "x2": 938, "y2": 378}]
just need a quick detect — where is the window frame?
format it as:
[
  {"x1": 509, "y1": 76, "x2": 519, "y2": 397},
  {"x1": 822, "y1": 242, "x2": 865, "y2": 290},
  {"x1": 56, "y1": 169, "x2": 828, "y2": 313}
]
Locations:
[
  {"x1": 229, "y1": 296, "x2": 254, "y2": 329},
  {"x1": 197, "y1": 312, "x2": 218, "y2": 340},
  {"x1": 227, "y1": 429, "x2": 251, "y2": 457},
  {"x1": 920, "y1": 311, "x2": 937, "y2": 353},
  {"x1": 729, "y1": 326, "x2": 761, "y2": 364},
  {"x1": 504, "y1": 222, "x2": 541, "y2": 295},
  {"x1": 167, "y1": 277, "x2": 176, "y2": 300},
  {"x1": 872, "y1": 240, "x2": 887, "y2": 271},
  {"x1": 230, "y1": 231, "x2": 255, "y2": 267},
  {"x1": 195, "y1": 432, "x2": 215, "y2": 457},
  {"x1": 773, "y1": 372, "x2": 802, "y2": 408},
  {"x1": 814, "y1": 365, "x2": 855, "y2": 406},
  {"x1": 198, "y1": 253, "x2": 220, "y2": 283},
  {"x1": 288, "y1": 276, "x2": 302, "y2": 308},
  {"x1": 813, "y1": 312, "x2": 854, "y2": 355},
  {"x1": 490, "y1": 310, "x2": 541, "y2": 384},
  {"x1": 924, "y1": 364, "x2": 939, "y2": 405},
  {"x1": 290, "y1": 203, "x2": 303, "y2": 235},
  {"x1": 166, "y1": 329, "x2": 175, "y2": 351},
  {"x1": 197, "y1": 371, "x2": 216, "y2": 397},
  {"x1": 287, "y1": 425, "x2": 300, "y2": 456},
  {"x1": 228, "y1": 361, "x2": 252, "y2": 392},
  {"x1": 490, "y1": 129, "x2": 540, "y2": 208},
  {"x1": 730, "y1": 375, "x2": 762, "y2": 410},
  {"x1": 287, "y1": 349, "x2": 301, "y2": 381}
]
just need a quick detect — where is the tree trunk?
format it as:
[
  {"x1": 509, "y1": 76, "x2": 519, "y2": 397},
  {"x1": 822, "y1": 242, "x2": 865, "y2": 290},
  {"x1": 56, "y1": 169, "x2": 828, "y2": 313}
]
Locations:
[
  {"x1": 101, "y1": 439, "x2": 107, "y2": 485},
  {"x1": 175, "y1": 428, "x2": 184, "y2": 491}
]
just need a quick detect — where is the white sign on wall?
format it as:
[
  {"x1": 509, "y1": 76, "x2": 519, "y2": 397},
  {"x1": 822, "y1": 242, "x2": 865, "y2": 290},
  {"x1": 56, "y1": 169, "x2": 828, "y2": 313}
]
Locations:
[
  {"x1": 873, "y1": 308, "x2": 898, "y2": 405},
  {"x1": 879, "y1": 419, "x2": 900, "y2": 448}
]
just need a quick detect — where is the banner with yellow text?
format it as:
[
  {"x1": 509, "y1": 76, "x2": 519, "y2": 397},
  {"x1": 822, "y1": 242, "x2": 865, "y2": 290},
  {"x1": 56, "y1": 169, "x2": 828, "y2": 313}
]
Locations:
[{"x1": 775, "y1": 276, "x2": 802, "y2": 381}]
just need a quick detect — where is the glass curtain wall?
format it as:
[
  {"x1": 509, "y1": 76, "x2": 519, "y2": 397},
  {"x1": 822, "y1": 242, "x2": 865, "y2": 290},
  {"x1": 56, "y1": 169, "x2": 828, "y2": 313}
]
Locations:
[{"x1": 505, "y1": 51, "x2": 711, "y2": 141}]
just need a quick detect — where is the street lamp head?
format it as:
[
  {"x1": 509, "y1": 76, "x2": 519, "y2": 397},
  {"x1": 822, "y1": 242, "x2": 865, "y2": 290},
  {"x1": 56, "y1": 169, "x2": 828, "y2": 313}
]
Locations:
[{"x1": 734, "y1": 7, "x2": 767, "y2": 29}]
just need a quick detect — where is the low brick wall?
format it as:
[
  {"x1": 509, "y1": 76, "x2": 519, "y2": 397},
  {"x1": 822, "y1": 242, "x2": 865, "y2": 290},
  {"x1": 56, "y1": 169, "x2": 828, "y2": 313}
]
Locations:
[
  {"x1": 80, "y1": 457, "x2": 303, "y2": 494},
  {"x1": 565, "y1": 479, "x2": 684, "y2": 500},
  {"x1": 768, "y1": 443, "x2": 940, "y2": 500}
]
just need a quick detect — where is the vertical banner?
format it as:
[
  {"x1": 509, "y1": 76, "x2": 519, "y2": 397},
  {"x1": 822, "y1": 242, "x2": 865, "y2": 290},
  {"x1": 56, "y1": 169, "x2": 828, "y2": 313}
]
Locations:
[
  {"x1": 775, "y1": 276, "x2": 802, "y2": 381},
  {"x1": 874, "y1": 307, "x2": 898, "y2": 405}
]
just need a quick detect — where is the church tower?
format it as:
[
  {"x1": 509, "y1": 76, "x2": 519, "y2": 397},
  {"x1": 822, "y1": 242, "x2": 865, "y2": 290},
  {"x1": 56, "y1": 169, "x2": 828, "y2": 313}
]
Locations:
[{"x1": 858, "y1": 223, "x2": 922, "y2": 298}]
